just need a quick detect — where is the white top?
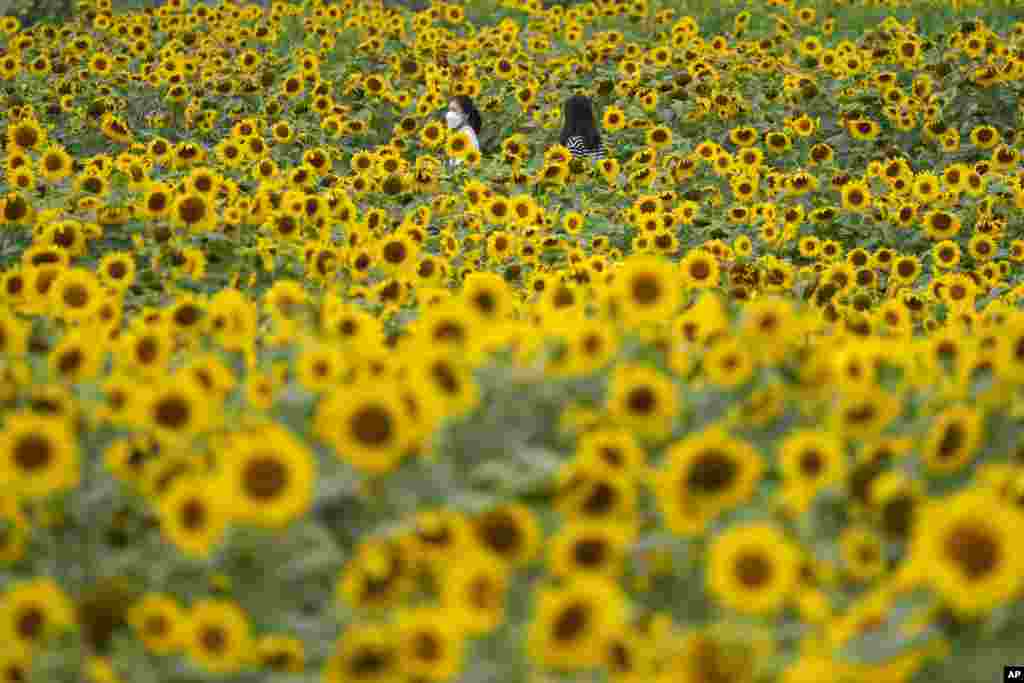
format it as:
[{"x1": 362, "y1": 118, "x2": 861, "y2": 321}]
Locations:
[
  {"x1": 448, "y1": 124, "x2": 480, "y2": 169},
  {"x1": 456, "y1": 124, "x2": 480, "y2": 152},
  {"x1": 565, "y1": 134, "x2": 605, "y2": 160}
]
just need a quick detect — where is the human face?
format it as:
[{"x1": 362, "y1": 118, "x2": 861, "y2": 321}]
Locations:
[{"x1": 445, "y1": 100, "x2": 465, "y2": 129}]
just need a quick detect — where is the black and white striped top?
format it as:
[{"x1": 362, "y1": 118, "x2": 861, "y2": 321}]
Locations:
[{"x1": 565, "y1": 135, "x2": 606, "y2": 160}]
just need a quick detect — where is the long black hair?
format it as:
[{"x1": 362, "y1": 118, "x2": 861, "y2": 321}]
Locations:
[
  {"x1": 560, "y1": 94, "x2": 602, "y2": 150},
  {"x1": 453, "y1": 95, "x2": 483, "y2": 136}
]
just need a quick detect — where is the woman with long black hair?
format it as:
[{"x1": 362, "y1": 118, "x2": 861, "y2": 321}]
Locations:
[
  {"x1": 560, "y1": 94, "x2": 605, "y2": 160},
  {"x1": 446, "y1": 95, "x2": 482, "y2": 153}
]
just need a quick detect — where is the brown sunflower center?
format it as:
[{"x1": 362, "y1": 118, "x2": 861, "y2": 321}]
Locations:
[
  {"x1": 242, "y1": 456, "x2": 288, "y2": 501},
  {"x1": 16, "y1": 607, "x2": 45, "y2": 641},
  {"x1": 14, "y1": 434, "x2": 52, "y2": 472},
  {"x1": 350, "y1": 405, "x2": 394, "y2": 447},
  {"x1": 687, "y1": 451, "x2": 737, "y2": 495},
  {"x1": 944, "y1": 523, "x2": 1000, "y2": 581},
  {"x1": 631, "y1": 273, "x2": 661, "y2": 305},
  {"x1": 199, "y1": 625, "x2": 227, "y2": 654},
  {"x1": 154, "y1": 396, "x2": 190, "y2": 430},
  {"x1": 735, "y1": 552, "x2": 773, "y2": 588},
  {"x1": 552, "y1": 602, "x2": 589, "y2": 642}
]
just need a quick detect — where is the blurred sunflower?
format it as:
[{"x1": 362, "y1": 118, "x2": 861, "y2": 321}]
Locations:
[
  {"x1": 654, "y1": 427, "x2": 764, "y2": 534},
  {"x1": 527, "y1": 578, "x2": 627, "y2": 671},
  {"x1": 218, "y1": 425, "x2": 315, "y2": 528},
  {"x1": 315, "y1": 382, "x2": 412, "y2": 474},
  {"x1": 909, "y1": 488, "x2": 1024, "y2": 617},
  {"x1": 0, "y1": 412, "x2": 79, "y2": 499},
  {"x1": 606, "y1": 363, "x2": 680, "y2": 442},
  {"x1": 0, "y1": 577, "x2": 75, "y2": 653},
  {"x1": 707, "y1": 522, "x2": 799, "y2": 615},
  {"x1": 185, "y1": 599, "x2": 253, "y2": 675}
]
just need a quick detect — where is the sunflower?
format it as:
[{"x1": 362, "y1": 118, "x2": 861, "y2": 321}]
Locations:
[
  {"x1": 315, "y1": 382, "x2": 412, "y2": 474},
  {"x1": 50, "y1": 267, "x2": 102, "y2": 322},
  {"x1": 295, "y1": 343, "x2": 347, "y2": 393},
  {"x1": 49, "y1": 329, "x2": 104, "y2": 383},
  {"x1": 470, "y1": 503, "x2": 541, "y2": 568},
  {"x1": 185, "y1": 599, "x2": 253, "y2": 675},
  {"x1": 461, "y1": 271, "x2": 514, "y2": 324},
  {"x1": 441, "y1": 552, "x2": 509, "y2": 635},
  {"x1": 37, "y1": 146, "x2": 73, "y2": 183},
  {"x1": 606, "y1": 363, "x2": 680, "y2": 442},
  {"x1": 840, "y1": 180, "x2": 872, "y2": 213},
  {"x1": 218, "y1": 425, "x2": 315, "y2": 529},
  {"x1": 922, "y1": 209, "x2": 961, "y2": 240},
  {"x1": 614, "y1": 254, "x2": 681, "y2": 325},
  {"x1": 847, "y1": 117, "x2": 880, "y2": 141},
  {"x1": 445, "y1": 130, "x2": 472, "y2": 160},
  {"x1": 602, "y1": 105, "x2": 626, "y2": 131},
  {"x1": 138, "y1": 181, "x2": 174, "y2": 219},
  {"x1": 740, "y1": 296, "x2": 799, "y2": 363},
  {"x1": 679, "y1": 249, "x2": 721, "y2": 289},
  {"x1": 0, "y1": 309, "x2": 27, "y2": 357},
  {"x1": 702, "y1": 337, "x2": 756, "y2": 389},
  {"x1": 548, "y1": 520, "x2": 632, "y2": 579},
  {"x1": 167, "y1": 296, "x2": 206, "y2": 337},
  {"x1": 420, "y1": 120, "x2": 446, "y2": 148},
  {"x1": 778, "y1": 429, "x2": 847, "y2": 516},
  {"x1": 0, "y1": 577, "x2": 76, "y2": 653},
  {"x1": 707, "y1": 522, "x2": 799, "y2": 615},
  {"x1": 890, "y1": 255, "x2": 921, "y2": 286},
  {"x1": 338, "y1": 537, "x2": 414, "y2": 612},
  {"x1": 158, "y1": 475, "x2": 229, "y2": 558},
  {"x1": 931, "y1": 240, "x2": 961, "y2": 270},
  {"x1": 0, "y1": 192, "x2": 33, "y2": 225},
  {"x1": 598, "y1": 157, "x2": 621, "y2": 183},
  {"x1": 573, "y1": 429, "x2": 642, "y2": 478},
  {"x1": 411, "y1": 348, "x2": 479, "y2": 418},
  {"x1": 0, "y1": 648, "x2": 30, "y2": 683},
  {"x1": 254, "y1": 634, "x2": 305, "y2": 674},
  {"x1": 922, "y1": 404, "x2": 983, "y2": 474},
  {"x1": 0, "y1": 412, "x2": 79, "y2": 499},
  {"x1": 171, "y1": 191, "x2": 215, "y2": 232},
  {"x1": 654, "y1": 427, "x2": 764, "y2": 534},
  {"x1": 127, "y1": 593, "x2": 186, "y2": 656},
  {"x1": 564, "y1": 317, "x2": 620, "y2": 377},
  {"x1": 408, "y1": 508, "x2": 476, "y2": 570},
  {"x1": 527, "y1": 578, "x2": 627, "y2": 671},
  {"x1": 263, "y1": 279, "x2": 308, "y2": 321},
  {"x1": 508, "y1": 193, "x2": 538, "y2": 227},
  {"x1": 840, "y1": 525, "x2": 886, "y2": 582},
  {"x1": 968, "y1": 233, "x2": 997, "y2": 262},
  {"x1": 376, "y1": 233, "x2": 419, "y2": 276},
  {"x1": 396, "y1": 607, "x2": 466, "y2": 681},
  {"x1": 144, "y1": 379, "x2": 212, "y2": 446},
  {"x1": 415, "y1": 302, "x2": 479, "y2": 354},
  {"x1": 909, "y1": 488, "x2": 1024, "y2": 617},
  {"x1": 601, "y1": 623, "x2": 659, "y2": 682},
  {"x1": 6, "y1": 118, "x2": 45, "y2": 151},
  {"x1": 912, "y1": 172, "x2": 942, "y2": 204},
  {"x1": 323, "y1": 623, "x2": 400, "y2": 683},
  {"x1": 117, "y1": 327, "x2": 173, "y2": 377},
  {"x1": 970, "y1": 124, "x2": 1001, "y2": 149},
  {"x1": 646, "y1": 125, "x2": 673, "y2": 148}
]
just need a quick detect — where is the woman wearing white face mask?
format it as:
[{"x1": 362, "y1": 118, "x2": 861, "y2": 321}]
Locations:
[{"x1": 445, "y1": 96, "x2": 481, "y2": 167}]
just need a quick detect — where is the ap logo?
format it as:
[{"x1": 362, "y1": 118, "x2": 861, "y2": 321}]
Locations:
[{"x1": 1007, "y1": 665, "x2": 1024, "y2": 680}]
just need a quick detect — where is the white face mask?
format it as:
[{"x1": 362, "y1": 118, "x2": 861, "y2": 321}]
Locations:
[{"x1": 445, "y1": 110, "x2": 464, "y2": 129}]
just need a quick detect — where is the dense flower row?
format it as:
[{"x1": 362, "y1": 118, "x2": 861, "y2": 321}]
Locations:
[{"x1": 1, "y1": 0, "x2": 1024, "y2": 681}]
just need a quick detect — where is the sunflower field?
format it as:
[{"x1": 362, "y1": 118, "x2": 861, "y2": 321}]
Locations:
[{"x1": 5, "y1": 0, "x2": 1024, "y2": 680}]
